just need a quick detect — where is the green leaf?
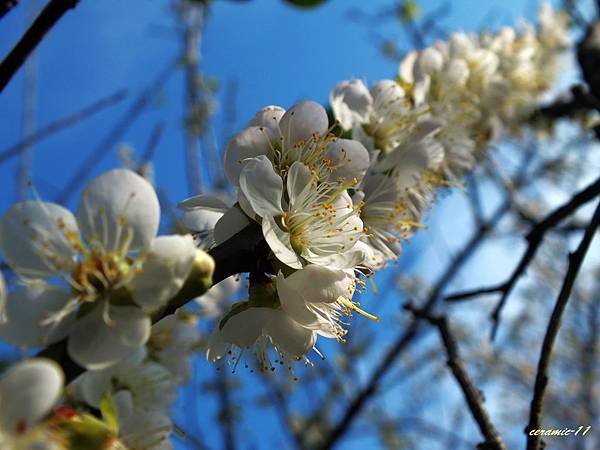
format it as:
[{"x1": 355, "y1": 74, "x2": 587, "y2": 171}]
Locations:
[
  {"x1": 283, "y1": 0, "x2": 327, "y2": 9},
  {"x1": 99, "y1": 392, "x2": 119, "y2": 433}
]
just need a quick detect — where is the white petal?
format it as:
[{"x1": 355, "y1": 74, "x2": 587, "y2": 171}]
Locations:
[
  {"x1": 278, "y1": 100, "x2": 329, "y2": 147},
  {"x1": 180, "y1": 209, "x2": 224, "y2": 234},
  {"x1": 449, "y1": 32, "x2": 474, "y2": 59},
  {"x1": 262, "y1": 217, "x2": 303, "y2": 269},
  {"x1": 68, "y1": 305, "x2": 151, "y2": 370},
  {"x1": 0, "y1": 285, "x2": 73, "y2": 348},
  {"x1": 239, "y1": 155, "x2": 284, "y2": 218},
  {"x1": 0, "y1": 201, "x2": 79, "y2": 278},
  {"x1": 416, "y1": 47, "x2": 444, "y2": 77},
  {"x1": 76, "y1": 169, "x2": 160, "y2": 252},
  {"x1": 119, "y1": 411, "x2": 172, "y2": 450},
  {"x1": 276, "y1": 272, "x2": 321, "y2": 329},
  {"x1": 326, "y1": 138, "x2": 370, "y2": 184},
  {"x1": 398, "y1": 50, "x2": 418, "y2": 82},
  {"x1": 80, "y1": 349, "x2": 146, "y2": 407},
  {"x1": 206, "y1": 329, "x2": 228, "y2": 362},
  {"x1": 443, "y1": 58, "x2": 469, "y2": 86},
  {"x1": 223, "y1": 126, "x2": 274, "y2": 186},
  {"x1": 130, "y1": 235, "x2": 197, "y2": 309},
  {"x1": 371, "y1": 79, "x2": 405, "y2": 105},
  {"x1": 247, "y1": 105, "x2": 286, "y2": 130},
  {"x1": 286, "y1": 162, "x2": 313, "y2": 208},
  {"x1": 265, "y1": 309, "x2": 316, "y2": 357},
  {"x1": 178, "y1": 194, "x2": 229, "y2": 211},
  {"x1": 281, "y1": 266, "x2": 355, "y2": 303},
  {"x1": 214, "y1": 205, "x2": 251, "y2": 246},
  {"x1": 329, "y1": 80, "x2": 372, "y2": 130},
  {"x1": 219, "y1": 307, "x2": 263, "y2": 348},
  {"x1": 0, "y1": 358, "x2": 63, "y2": 433}
]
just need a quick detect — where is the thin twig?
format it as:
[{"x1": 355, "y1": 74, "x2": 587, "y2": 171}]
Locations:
[
  {"x1": 0, "y1": 90, "x2": 127, "y2": 165},
  {"x1": 0, "y1": 0, "x2": 19, "y2": 19},
  {"x1": 0, "y1": 0, "x2": 79, "y2": 93},
  {"x1": 525, "y1": 199, "x2": 600, "y2": 450},
  {"x1": 405, "y1": 304, "x2": 507, "y2": 450},
  {"x1": 445, "y1": 175, "x2": 600, "y2": 339}
]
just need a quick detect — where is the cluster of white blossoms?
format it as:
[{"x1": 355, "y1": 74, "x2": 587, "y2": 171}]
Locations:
[
  {"x1": 0, "y1": 2, "x2": 571, "y2": 448},
  {"x1": 0, "y1": 168, "x2": 212, "y2": 370},
  {"x1": 66, "y1": 313, "x2": 200, "y2": 450},
  {"x1": 180, "y1": 3, "x2": 569, "y2": 370}
]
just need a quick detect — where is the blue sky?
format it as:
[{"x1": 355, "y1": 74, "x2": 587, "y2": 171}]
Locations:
[{"x1": 0, "y1": 0, "x2": 571, "y2": 449}]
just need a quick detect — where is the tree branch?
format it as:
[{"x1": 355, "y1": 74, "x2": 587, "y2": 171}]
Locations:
[
  {"x1": 0, "y1": 0, "x2": 79, "y2": 93},
  {"x1": 0, "y1": 0, "x2": 19, "y2": 19},
  {"x1": 0, "y1": 89, "x2": 127, "y2": 165},
  {"x1": 525, "y1": 199, "x2": 600, "y2": 450},
  {"x1": 405, "y1": 304, "x2": 507, "y2": 450},
  {"x1": 445, "y1": 175, "x2": 600, "y2": 339}
]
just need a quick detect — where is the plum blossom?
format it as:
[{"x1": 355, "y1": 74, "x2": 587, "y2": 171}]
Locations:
[
  {"x1": 0, "y1": 169, "x2": 201, "y2": 370},
  {"x1": 0, "y1": 358, "x2": 64, "y2": 449},
  {"x1": 239, "y1": 155, "x2": 366, "y2": 269},
  {"x1": 276, "y1": 265, "x2": 375, "y2": 340},
  {"x1": 207, "y1": 305, "x2": 318, "y2": 372}
]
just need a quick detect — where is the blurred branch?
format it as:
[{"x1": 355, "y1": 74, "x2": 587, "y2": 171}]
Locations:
[
  {"x1": 526, "y1": 199, "x2": 600, "y2": 450},
  {"x1": 445, "y1": 175, "x2": 600, "y2": 340},
  {"x1": 405, "y1": 304, "x2": 507, "y2": 450},
  {"x1": 55, "y1": 60, "x2": 177, "y2": 204},
  {"x1": 140, "y1": 122, "x2": 165, "y2": 166},
  {"x1": 0, "y1": 0, "x2": 79, "y2": 92},
  {"x1": 0, "y1": 1, "x2": 19, "y2": 19},
  {"x1": 217, "y1": 368, "x2": 236, "y2": 450},
  {"x1": 0, "y1": 90, "x2": 128, "y2": 165},
  {"x1": 180, "y1": 0, "x2": 206, "y2": 195}
]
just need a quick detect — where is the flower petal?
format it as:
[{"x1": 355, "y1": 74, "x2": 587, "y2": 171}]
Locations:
[
  {"x1": 130, "y1": 235, "x2": 197, "y2": 310},
  {"x1": 265, "y1": 309, "x2": 316, "y2": 357},
  {"x1": 329, "y1": 80, "x2": 372, "y2": 130},
  {"x1": 276, "y1": 272, "x2": 320, "y2": 328},
  {"x1": 247, "y1": 105, "x2": 286, "y2": 130},
  {"x1": 281, "y1": 266, "x2": 355, "y2": 303},
  {"x1": 219, "y1": 307, "x2": 263, "y2": 348},
  {"x1": 0, "y1": 201, "x2": 79, "y2": 278},
  {"x1": 68, "y1": 305, "x2": 151, "y2": 370},
  {"x1": 239, "y1": 155, "x2": 283, "y2": 218},
  {"x1": 262, "y1": 217, "x2": 303, "y2": 269},
  {"x1": 286, "y1": 162, "x2": 313, "y2": 208},
  {"x1": 278, "y1": 100, "x2": 329, "y2": 147},
  {"x1": 214, "y1": 205, "x2": 251, "y2": 246},
  {"x1": 0, "y1": 285, "x2": 73, "y2": 348},
  {"x1": 178, "y1": 194, "x2": 229, "y2": 232},
  {"x1": 326, "y1": 138, "x2": 370, "y2": 184},
  {"x1": 76, "y1": 169, "x2": 160, "y2": 252},
  {"x1": 0, "y1": 358, "x2": 63, "y2": 434},
  {"x1": 223, "y1": 126, "x2": 274, "y2": 186}
]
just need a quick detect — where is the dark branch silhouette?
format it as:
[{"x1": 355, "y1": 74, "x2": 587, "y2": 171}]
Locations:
[
  {"x1": 405, "y1": 304, "x2": 507, "y2": 450},
  {"x1": 0, "y1": 0, "x2": 19, "y2": 19},
  {"x1": 0, "y1": 0, "x2": 80, "y2": 93},
  {"x1": 525, "y1": 199, "x2": 600, "y2": 450},
  {"x1": 445, "y1": 175, "x2": 600, "y2": 339}
]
